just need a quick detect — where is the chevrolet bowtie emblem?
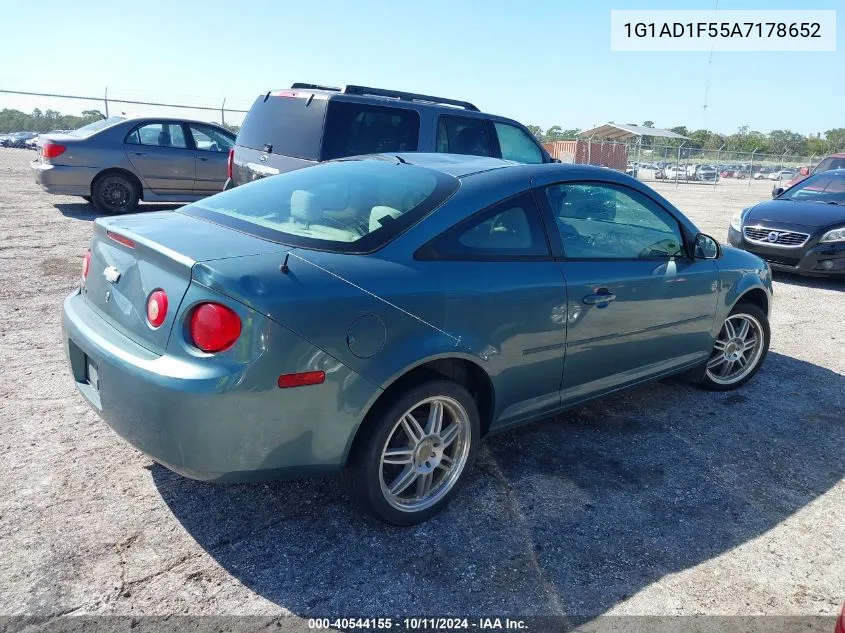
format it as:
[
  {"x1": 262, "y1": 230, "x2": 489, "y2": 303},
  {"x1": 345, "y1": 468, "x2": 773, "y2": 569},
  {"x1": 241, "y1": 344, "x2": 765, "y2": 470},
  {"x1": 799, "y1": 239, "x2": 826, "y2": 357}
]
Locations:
[{"x1": 103, "y1": 266, "x2": 121, "y2": 283}]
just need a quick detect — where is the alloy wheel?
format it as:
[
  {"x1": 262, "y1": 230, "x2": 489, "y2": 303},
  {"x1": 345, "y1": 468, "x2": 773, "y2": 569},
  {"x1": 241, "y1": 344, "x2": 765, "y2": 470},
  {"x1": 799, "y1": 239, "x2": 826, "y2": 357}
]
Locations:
[
  {"x1": 706, "y1": 313, "x2": 765, "y2": 386},
  {"x1": 379, "y1": 396, "x2": 471, "y2": 513}
]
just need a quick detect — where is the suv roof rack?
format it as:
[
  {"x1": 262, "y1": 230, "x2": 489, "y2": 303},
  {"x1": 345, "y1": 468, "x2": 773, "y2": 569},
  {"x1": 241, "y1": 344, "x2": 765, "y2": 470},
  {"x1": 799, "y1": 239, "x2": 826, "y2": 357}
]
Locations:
[
  {"x1": 341, "y1": 85, "x2": 479, "y2": 111},
  {"x1": 290, "y1": 82, "x2": 341, "y2": 92}
]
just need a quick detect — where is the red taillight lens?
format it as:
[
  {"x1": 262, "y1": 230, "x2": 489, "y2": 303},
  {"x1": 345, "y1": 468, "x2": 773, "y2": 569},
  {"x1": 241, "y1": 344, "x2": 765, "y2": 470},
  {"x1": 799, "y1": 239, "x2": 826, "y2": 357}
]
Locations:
[
  {"x1": 146, "y1": 289, "x2": 168, "y2": 328},
  {"x1": 82, "y1": 250, "x2": 91, "y2": 280},
  {"x1": 42, "y1": 142, "x2": 66, "y2": 160},
  {"x1": 189, "y1": 303, "x2": 241, "y2": 353},
  {"x1": 277, "y1": 371, "x2": 326, "y2": 389},
  {"x1": 227, "y1": 148, "x2": 234, "y2": 180}
]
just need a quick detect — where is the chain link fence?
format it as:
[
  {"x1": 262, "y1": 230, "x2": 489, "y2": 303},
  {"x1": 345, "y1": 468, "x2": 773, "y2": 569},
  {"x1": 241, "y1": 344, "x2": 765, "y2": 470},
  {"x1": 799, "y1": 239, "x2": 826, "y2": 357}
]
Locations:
[{"x1": 544, "y1": 137, "x2": 838, "y2": 193}]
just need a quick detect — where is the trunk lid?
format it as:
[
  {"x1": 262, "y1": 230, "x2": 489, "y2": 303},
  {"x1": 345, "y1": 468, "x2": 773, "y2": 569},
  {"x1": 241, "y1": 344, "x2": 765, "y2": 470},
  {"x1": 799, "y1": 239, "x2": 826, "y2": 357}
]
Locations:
[{"x1": 83, "y1": 211, "x2": 282, "y2": 355}]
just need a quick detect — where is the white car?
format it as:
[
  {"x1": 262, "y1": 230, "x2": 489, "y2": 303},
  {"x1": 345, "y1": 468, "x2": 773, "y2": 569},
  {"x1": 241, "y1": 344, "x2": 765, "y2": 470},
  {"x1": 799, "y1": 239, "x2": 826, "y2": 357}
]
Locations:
[{"x1": 767, "y1": 169, "x2": 797, "y2": 181}]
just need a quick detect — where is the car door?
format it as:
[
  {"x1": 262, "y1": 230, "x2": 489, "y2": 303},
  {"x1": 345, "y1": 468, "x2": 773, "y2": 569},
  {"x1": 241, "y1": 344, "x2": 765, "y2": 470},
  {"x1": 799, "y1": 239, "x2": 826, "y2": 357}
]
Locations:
[
  {"x1": 491, "y1": 121, "x2": 546, "y2": 164},
  {"x1": 124, "y1": 121, "x2": 195, "y2": 195},
  {"x1": 434, "y1": 115, "x2": 496, "y2": 158},
  {"x1": 187, "y1": 123, "x2": 234, "y2": 195},
  {"x1": 416, "y1": 192, "x2": 568, "y2": 428},
  {"x1": 536, "y1": 180, "x2": 719, "y2": 404}
]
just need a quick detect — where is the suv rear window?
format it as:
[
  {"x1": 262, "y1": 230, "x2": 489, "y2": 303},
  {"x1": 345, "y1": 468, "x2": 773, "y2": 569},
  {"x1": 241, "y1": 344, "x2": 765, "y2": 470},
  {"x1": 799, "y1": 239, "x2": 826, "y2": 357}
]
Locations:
[
  {"x1": 184, "y1": 159, "x2": 458, "y2": 254},
  {"x1": 236, "y1": 94, "x2": 328, "y2": 160},
  {"x1": 322, "y1": 101, "x2": 419, "y2": 160}
]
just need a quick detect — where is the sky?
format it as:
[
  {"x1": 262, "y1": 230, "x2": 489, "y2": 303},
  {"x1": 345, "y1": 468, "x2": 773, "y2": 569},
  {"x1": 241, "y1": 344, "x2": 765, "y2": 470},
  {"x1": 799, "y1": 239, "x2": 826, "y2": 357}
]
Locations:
[{"x1": 0, "y1": 0, "x2": 842, "y2": 136}]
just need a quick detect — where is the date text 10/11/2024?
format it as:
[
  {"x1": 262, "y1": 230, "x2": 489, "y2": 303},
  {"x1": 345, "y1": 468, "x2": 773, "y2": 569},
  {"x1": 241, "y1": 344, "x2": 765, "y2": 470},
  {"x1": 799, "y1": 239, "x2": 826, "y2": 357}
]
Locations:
[{"x1": 308, "y1": 618, "x2": 528, "y2": 630}]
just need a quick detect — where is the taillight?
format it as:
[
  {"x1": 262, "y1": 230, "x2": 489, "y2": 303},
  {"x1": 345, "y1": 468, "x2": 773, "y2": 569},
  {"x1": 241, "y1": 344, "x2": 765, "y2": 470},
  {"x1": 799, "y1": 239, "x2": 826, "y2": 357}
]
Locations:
[
  {"x1": 189, "y1": 303, "x2": 241, "y2": 353},
  {"x1": 82, "y1": 250, "x2": 91, "y2": 280},
  {"x1": 42, "y1": 142, "x2": 66, "y2": 160},
  {"x1": 146, "y1": 290, "x2": 168, "y2": 328},
  {"x1": 226, "y1": 148, "x2": 234, "y2": 180}
]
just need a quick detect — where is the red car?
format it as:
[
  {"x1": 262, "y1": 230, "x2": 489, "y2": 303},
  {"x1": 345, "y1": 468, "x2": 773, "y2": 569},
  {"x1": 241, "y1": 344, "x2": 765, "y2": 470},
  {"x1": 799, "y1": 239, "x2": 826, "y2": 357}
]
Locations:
[
  {"x1": 835, "y1": 602, "x2": 845, "y2": 633},
  {"x1": 776, "y1": 153, "x2": 845, "y2": 195}
]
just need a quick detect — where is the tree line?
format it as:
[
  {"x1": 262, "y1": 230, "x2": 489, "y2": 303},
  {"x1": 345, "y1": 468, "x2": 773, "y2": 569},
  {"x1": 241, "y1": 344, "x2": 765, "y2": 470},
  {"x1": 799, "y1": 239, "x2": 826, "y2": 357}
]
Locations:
[
  {"x1": 0, "y1": 108, "x2": 108, "y2": 134},
  {"x1": 527, "y1": 121, "x2": 844, "y2": 156}
]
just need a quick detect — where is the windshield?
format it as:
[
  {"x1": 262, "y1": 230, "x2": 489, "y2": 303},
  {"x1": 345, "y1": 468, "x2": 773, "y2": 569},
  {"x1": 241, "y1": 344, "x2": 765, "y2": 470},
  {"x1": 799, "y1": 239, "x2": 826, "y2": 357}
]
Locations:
[
  {"x1": 184, "y1": 159, "x2": 459, "y2": 253},
  {"x1": 70, "y1": 116, "x2": 127, "y2": 137},
  {"x1": 781, "y1": 170, "x2": 845, "y2": 205},
  {"x1": 814, "y1": 157, "x2": 845, "y2": 173}
]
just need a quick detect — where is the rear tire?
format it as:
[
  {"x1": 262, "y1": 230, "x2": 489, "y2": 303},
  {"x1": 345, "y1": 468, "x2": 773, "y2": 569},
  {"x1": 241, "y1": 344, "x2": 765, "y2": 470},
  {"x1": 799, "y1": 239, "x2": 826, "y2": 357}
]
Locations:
[
  {"x1": 343, "y1": 379, "x2": 480, "y2": 526},
  {"x1": 92, "y1": 172, "x2": 139, "y2": 214},
  {"x1": 699, "y1": 302, "x2": 770, "y2": 391}
]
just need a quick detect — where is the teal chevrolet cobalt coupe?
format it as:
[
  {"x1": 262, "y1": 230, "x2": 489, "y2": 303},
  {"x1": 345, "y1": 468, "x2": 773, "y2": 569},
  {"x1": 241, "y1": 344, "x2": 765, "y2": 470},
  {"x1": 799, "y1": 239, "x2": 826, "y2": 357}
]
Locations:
[{"x1": 63, "y1": 154, "x2": 773, "y2": 524}]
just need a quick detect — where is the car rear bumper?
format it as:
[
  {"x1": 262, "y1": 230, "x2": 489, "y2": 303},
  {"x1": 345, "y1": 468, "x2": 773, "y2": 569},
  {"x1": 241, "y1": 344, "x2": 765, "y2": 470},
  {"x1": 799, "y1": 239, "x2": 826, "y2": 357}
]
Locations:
[
  {"x1": 62, "y1": 289, "x2": 378, "y2": 482},
  {"x1": 31, "y1": 161, "x2": 97, "y2": 196},
  {"x1": 728, "y1": 226, "x2": 845, "y2": 276}
]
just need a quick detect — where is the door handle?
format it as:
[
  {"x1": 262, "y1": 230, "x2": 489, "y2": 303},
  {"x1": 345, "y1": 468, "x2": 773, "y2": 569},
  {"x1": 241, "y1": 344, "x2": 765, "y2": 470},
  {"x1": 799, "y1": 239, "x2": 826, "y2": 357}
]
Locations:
[
  {"x1": 132, "y1": 152, "x2": 146, "y2": 156},
  {"x1": 197, "y1": 156, "x2": 208, "y2": 161},
  {"x1": 583, "y1": 289, "x2": 616, "y2": 306}
]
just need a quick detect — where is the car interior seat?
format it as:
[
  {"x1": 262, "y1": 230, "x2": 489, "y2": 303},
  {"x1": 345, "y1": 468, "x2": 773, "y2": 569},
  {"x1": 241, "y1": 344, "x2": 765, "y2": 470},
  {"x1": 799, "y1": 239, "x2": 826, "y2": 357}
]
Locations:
[
  {"x1": 290, "y1": 190, "x2": 320, "y2": 228},
  {"x1": 454, "y1": 126, "x2": 487, "y2": 156}
]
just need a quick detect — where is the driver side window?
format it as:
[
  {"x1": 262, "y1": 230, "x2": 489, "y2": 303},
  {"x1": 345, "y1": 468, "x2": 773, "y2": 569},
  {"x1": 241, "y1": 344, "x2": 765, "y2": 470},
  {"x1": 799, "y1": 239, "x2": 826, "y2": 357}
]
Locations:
[{"x1": 544, "y1": 183, "x2": 685, "y2": 259}]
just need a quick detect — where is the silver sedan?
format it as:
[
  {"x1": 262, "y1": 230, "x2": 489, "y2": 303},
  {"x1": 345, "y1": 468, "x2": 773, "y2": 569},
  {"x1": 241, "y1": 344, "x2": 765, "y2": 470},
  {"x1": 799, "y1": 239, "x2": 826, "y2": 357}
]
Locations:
[{"x1": 32, "y1": 116, "x2": 235, "y2": 214}]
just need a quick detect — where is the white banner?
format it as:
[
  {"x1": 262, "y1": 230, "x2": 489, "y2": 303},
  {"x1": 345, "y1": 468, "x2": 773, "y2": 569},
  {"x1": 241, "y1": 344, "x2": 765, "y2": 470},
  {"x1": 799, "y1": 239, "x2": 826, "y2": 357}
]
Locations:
[{"x1": 610, "y1": 10, "x2": 836, "y2": 52}]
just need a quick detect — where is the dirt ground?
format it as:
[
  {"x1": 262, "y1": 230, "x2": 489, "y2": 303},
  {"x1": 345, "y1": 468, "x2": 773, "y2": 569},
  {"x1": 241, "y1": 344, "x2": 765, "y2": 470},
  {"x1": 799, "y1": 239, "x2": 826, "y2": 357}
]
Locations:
[{"x1": 0, "y1": 147, "x2": 842, "y2": 622}]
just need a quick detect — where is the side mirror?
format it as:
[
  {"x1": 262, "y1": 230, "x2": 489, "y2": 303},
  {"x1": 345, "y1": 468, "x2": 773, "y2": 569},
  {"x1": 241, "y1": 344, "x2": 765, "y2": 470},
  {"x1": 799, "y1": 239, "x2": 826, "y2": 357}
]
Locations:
[
  {"x1": 694, "y1": 233, "x2": 720, "y2": 259},
  {"x1": 772, "y1": 187, "x2": 785, "y2": 199}
]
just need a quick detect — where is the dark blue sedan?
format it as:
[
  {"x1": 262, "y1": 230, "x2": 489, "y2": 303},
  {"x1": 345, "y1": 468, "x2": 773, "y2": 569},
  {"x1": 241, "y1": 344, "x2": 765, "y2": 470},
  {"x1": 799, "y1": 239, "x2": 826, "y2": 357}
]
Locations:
[{"x1": 63, "y1": 154, "x2": 773, "y2": 524}]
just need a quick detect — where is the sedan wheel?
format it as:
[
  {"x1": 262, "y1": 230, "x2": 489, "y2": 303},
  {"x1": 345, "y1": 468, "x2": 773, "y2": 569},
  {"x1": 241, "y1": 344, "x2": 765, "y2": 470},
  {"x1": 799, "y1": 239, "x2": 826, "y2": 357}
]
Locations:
[
  {"x1": 344, "y1": 379, "x2": 479, "y2": 525},
  {"x1": 92, "y1": 173, "x2": 139, "y2": 214},
  {"x1": 702, "y1": 303, "x2": 769, "y2": 390}
]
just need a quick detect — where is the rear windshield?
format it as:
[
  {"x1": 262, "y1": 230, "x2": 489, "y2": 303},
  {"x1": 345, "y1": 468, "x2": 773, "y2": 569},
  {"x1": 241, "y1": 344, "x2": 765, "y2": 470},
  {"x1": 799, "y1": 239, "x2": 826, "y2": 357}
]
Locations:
[
  {"x1": 236, "y1": 94, "x2": 328, "y2": 160},
  {"x1": 70, "y1": 116, "x2": 127, "y2": 137},
  {"x1": 184, "y1": 159, "x2": 459, "y2": 253}
]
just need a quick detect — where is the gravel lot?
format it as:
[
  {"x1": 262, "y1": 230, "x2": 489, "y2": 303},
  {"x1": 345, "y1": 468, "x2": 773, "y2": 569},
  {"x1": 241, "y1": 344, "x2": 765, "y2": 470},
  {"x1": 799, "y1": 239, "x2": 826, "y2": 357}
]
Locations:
[{"x1": 0, "y1": 147, "x2": 842, "y2": 622}]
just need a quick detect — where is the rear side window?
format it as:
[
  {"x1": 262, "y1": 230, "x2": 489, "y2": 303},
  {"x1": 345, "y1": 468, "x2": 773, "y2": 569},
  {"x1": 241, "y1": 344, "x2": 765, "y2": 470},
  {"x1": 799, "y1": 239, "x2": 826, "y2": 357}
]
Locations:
[
  {"x1": 417, "y1": 193, "x2": 550, "y2": 260},
  {"x1": 322, "y1": 102, "x2": 420, "y2": 160},
  {"x1": 436, "y1": 116, "x2": 494, "y2": 157},
  {"x1": 185, "y1": 160, "x2": 458, "y2": 254},
  {"x1": 494, "y1": 122, "x2": 543, "y2": 164},
  {"x1": 125, "y1": 123, "x2": 187, "y2": 149},
  {"x1": 236, "y1": 94, "x2": 328, "y2": 160}
]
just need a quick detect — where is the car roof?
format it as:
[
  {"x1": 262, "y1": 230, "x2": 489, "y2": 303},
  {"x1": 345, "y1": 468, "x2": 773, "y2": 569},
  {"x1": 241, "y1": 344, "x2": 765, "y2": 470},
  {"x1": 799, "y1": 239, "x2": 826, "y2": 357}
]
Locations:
[
  {"x1": 361, "y1": 152, "x2": 628, "y2": 183},
  {"x1": 259, "y1": 86, "x2": 526, "y2": 124},
  {"x1": 121, "y1": 116, "x2": 228, "y2": 127}
]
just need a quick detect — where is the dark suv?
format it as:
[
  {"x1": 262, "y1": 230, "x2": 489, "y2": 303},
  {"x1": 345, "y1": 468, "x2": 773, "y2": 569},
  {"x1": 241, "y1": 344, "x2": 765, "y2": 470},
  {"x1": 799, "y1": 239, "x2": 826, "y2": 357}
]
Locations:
[{"x1": 225, "y1": 83, "x2": 553, "y2": 189}]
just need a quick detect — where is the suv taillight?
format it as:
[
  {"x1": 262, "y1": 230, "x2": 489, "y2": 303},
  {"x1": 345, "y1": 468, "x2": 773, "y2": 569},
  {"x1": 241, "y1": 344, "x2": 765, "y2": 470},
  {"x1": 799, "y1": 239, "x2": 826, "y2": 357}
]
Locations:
[
  {"x1": 82, "y1": 250, "x2": 91, "y2": 280},
  {"x1": 189, "y1": 303, "x2": 241, "y2": 353},
  {"x1": 227, "y1": 148, "x2": 234, "y2": 180},
  {"x1": 42, "y1": 142, "x2": 66, "y2": 160}
]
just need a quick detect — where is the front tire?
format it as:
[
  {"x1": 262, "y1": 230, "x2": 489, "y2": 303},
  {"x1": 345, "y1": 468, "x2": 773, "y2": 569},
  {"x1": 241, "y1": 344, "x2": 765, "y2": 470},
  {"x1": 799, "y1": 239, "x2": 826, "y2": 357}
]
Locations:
[
  {"x1": 700, "y1": 302, "x2": 770, "y2": 391},
  {"x1": 92, "y1": 172, "x2": 139, "y2": 214},
  {"x1": 343, "y1": 379, "x2": 480, "y2": 525}
]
